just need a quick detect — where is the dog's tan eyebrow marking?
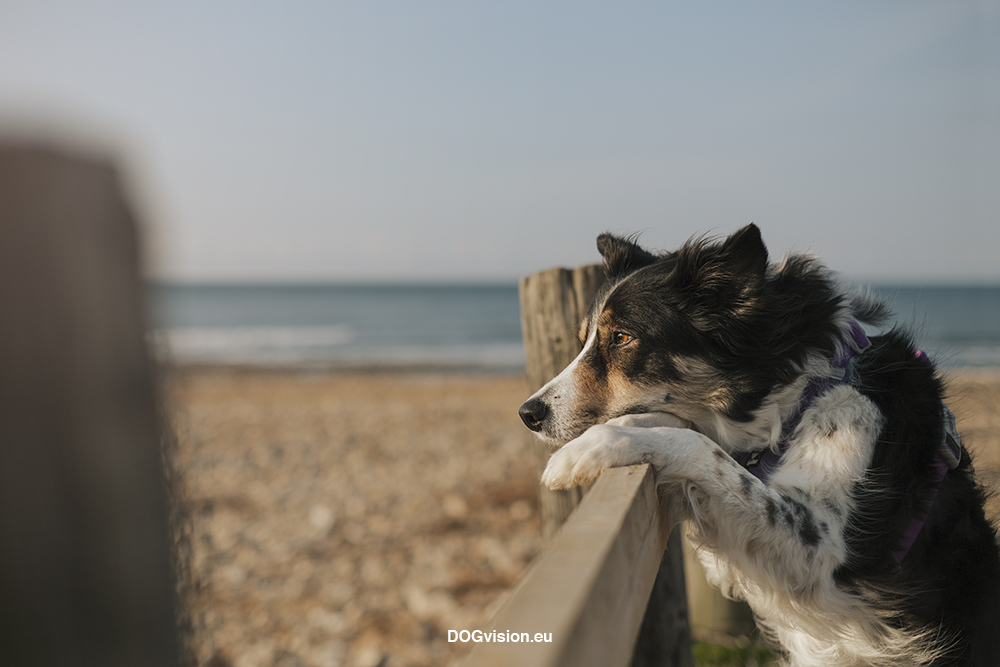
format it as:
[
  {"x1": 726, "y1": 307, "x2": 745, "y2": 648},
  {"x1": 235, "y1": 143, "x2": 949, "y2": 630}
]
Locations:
[
  {"x1": 579, "y1": 290, "x2": 613, "y2": 347},
  {"x1": 596, "y1": 310, "x2": 619, "y2": 337}
]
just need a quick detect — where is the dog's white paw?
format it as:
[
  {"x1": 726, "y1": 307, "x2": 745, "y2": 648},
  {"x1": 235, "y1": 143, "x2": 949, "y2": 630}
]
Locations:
[
  {"x1": 541, "y1": 424, "x2": 649, "y2": 490},
  {"x1": 605, "y1": 412, "x2": 690, "y2": 429}
]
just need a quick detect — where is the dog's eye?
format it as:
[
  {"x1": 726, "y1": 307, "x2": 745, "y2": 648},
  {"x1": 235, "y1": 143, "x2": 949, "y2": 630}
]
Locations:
[{"x1": 611, "y1": 331, "x2": 633, "y2": 347}]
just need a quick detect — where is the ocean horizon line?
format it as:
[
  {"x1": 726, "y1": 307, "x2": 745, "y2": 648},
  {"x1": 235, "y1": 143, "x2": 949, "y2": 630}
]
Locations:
[{"x1": 146, "y1": 278, "x2": 1000, "y2": 289}]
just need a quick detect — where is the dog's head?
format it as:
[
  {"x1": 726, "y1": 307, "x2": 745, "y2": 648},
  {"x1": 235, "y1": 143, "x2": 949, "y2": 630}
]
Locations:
[{"x1": 519, "y1": 223, "x2": 814, "y2": 444}]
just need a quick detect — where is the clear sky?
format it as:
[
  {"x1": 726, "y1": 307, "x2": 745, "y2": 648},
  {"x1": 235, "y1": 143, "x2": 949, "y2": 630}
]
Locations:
[{"x1": 1, "y1": 1, "x2": 997, "y2": 284}]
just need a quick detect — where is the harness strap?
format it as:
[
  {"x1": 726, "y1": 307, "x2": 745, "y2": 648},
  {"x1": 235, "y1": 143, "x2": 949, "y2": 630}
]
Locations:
[{"x1": 734, "y1": 321, "x2": 870, "y2": 482}]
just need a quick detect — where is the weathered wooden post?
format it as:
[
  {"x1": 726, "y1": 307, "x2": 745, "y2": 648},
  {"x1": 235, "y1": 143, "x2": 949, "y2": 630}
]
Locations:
[
  {"x1": 519, "y1": 264, "x2": 694, "y2": 667},
  {"x1": 0, "y1": 145, "x2": 183, "y2": 666},
  {"x1": 519, "y1": 264, "x2": 606, "y2": 539}
]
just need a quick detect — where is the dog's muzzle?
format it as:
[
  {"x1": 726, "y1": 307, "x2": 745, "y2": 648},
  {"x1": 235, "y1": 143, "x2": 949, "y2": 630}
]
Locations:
[{"x1": 518, "y1": 398, "x2": 548, "y2": 432}]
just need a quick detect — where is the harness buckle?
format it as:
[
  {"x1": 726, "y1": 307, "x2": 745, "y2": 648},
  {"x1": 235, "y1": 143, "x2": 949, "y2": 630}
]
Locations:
[{"x1": 940, "y1": 405, "x2": 962, "y2": 470}]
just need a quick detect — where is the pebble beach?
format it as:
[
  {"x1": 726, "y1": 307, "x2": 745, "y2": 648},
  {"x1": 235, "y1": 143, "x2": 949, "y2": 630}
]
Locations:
[{"x1": 166, "y1": 367, "x2": 1000, "y2": 667}]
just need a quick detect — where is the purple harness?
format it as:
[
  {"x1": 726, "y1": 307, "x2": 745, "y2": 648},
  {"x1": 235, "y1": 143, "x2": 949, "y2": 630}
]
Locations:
[
  {"x1": 733, "y1": 321, "x2": 872, "y2": 481},
  {"x1": 733, "y1": 323, "x2": 963, "y2": 563}
]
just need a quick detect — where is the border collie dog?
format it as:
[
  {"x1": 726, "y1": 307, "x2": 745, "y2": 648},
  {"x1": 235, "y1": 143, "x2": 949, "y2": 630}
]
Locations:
[{"x1": 519, "y1": 225, "x2": 1000, "y2": 666}]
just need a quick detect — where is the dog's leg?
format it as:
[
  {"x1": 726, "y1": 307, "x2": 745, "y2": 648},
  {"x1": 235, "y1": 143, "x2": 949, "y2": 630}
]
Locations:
[
  {"x1": 542, "y1": 387, "x2": 881, "y2": 602},
  {"x1": 542, "y1": 423, "x2": 841, "y2": 598}
]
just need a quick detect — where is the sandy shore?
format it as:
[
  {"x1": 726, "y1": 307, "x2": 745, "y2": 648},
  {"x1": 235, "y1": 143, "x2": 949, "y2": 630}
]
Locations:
[
  {"x1": 167, "y1": 369, "x2": 540, "y2": 667},
  {"x1": 166, "y1": 367, "x2": 1000, "y2": 667}
]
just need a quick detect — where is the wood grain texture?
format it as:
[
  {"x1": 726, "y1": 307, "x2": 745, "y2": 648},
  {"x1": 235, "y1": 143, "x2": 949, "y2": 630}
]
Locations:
[{"x1": 462, "y1": 465, "x2": 669, "y2": 667}]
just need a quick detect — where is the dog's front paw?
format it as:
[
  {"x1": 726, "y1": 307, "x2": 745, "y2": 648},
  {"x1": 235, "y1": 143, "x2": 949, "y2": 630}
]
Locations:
[{"x1": 541, "y1": 424, "x2": 649, "y2": 490}]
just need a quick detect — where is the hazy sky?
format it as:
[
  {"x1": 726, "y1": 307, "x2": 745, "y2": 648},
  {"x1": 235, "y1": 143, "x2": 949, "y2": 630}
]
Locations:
[{"x1": 1, "y1": 1, "x2": 997, "y2": 283}]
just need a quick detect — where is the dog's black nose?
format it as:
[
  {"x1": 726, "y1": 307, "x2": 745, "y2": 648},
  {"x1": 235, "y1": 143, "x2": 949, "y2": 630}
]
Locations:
[{"x1": 518, "y1": 398, "x2": 548, "y2": 432}]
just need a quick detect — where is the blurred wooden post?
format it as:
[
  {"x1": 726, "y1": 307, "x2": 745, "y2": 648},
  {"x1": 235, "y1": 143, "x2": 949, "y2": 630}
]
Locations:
[
  {"x1": 0, "y1": 145, "x2": 182, "y2": 666},
  {"x1": 519, "y1": 265, "x2": 693, "y2": 667}
]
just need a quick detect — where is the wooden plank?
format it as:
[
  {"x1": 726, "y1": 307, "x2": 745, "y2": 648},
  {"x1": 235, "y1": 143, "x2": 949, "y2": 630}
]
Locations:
[
  {"x1": 462, "y1": 464, "x2": 675, "y2": 667},
  {"x1": 0, "y1": 145, "x2": 181, "y2": 666},
  {"x1": 633, "y1": 530, "x2": 695, "y2": 667}
]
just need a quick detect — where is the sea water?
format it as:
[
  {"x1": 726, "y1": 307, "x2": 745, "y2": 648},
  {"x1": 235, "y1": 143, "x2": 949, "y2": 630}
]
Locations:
[
  {"x1": 868, "y1": 285, "x2": 1000, "y2": 368},
  {"x1": 148, "y1": 283, "x2": 525, "y2": 370},
  {"x1": 148, "y1": 283, "x2": 1000, "y2": 370}
]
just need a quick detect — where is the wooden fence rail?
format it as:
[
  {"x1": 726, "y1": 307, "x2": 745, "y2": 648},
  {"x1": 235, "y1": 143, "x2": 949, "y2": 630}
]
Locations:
[{"x1": 462, "y1": 464, "x2": 674, "y2": 667}]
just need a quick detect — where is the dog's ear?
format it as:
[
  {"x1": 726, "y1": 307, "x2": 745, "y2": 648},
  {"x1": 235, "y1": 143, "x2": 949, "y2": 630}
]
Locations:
[
  {"x1": 718, "y1": 223, "x2": 768, "y2": 281},
  {"x1": 597, "y1": 233, "x2": 659, "y2": 279},
  {"x1": 675, "y1": 224, "x2": 769, "y2": 320}
]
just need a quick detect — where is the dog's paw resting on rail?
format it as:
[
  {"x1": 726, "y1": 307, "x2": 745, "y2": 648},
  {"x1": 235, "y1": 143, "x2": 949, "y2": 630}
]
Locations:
[
  {"x1": 520, "y1": 225, "x2": 1000, "y2": 667},
  {"x1": 539, "y1": 413, "x2": 693, "y2": 489}
]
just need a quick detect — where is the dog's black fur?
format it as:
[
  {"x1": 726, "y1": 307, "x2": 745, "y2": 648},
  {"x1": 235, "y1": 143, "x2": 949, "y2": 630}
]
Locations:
[
  {"x1": 522, "y1": 225, "x2": 1000, "y2": 665},
  {"x1": 847, "y1": 339, "x2": 1000, "y2": 664}
]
